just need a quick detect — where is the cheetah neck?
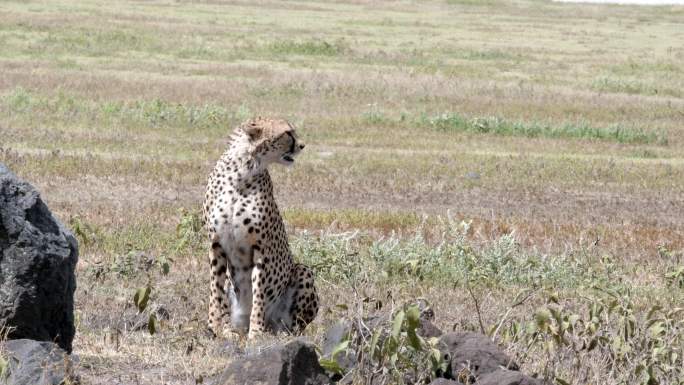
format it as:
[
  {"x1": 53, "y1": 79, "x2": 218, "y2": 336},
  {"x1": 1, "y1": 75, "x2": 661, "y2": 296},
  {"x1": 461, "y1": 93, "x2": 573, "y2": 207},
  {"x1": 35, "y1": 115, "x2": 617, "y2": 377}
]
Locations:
[{"x1": 219, "y1": 131, "x2": 271, "y2": 190}]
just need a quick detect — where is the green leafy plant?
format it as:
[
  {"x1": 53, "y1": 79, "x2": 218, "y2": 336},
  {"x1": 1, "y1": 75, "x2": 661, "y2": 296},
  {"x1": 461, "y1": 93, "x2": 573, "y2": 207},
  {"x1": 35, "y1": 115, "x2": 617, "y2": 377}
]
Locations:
[
  {"x1": 133, "y1": 284, "x2": 158, "y2": 336},
  {"x1": 111, "y1": 250, "x2": 141, "y2": 277},
  {"x1": 175, "y1": 207, "x2": 203, "y2": 254},
  {"x1": 319, "y1": 304, "x2": 447, "y2": 384},
  {"x1": 299, "y1": 219, "x2": 591, "y2": 290},
  {"x1": 367, "y1": 305, "x2": 447, "y2": 383},
  {"x1": 319, "y1": 340, "x2": 350, "y2": 376},
  {"x1": 134, "y1": 285, "x2": 151, "y2": 313},
  {"x1": 665, "y1": 266, "x2": 684, "y2": 289},
  {"x1": 69, "y1": 215, "x2": 99, "y2": 247},
  {"x1": 499, "y1": 289, "x2": 683, "y2": 385}
]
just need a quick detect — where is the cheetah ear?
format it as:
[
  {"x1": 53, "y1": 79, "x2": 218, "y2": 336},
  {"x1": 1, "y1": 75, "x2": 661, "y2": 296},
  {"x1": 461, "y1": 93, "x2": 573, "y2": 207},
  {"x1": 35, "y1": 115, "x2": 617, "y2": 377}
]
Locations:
[{"x1": 242, "y1": 121, "x2": 263, "y2": 141}]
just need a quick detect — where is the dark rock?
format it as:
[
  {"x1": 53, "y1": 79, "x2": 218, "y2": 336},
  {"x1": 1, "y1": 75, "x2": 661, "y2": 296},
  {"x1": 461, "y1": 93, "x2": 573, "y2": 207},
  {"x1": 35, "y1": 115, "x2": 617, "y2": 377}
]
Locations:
[
  {"x1": 418, "y1": 319, "x2": 443, "y2": 339},
  {"x1": 322, "y1": 320, "x2": 351, "y2": 357},
  {"x1": 413, "y1": 298, "x2": 435, "y2": 321},
  {"x1": 477, "y1": 370, "x2": 544, "y2": 385},
  {"x1": 408, "y1": 299, "x2": 442, "y2": 338},
  {"x1": 155, "y1": 306, "x2": 171, "y2": 321},
  {"x1": 322, "y1": 320, "x2": 359, "y2": 381},
  {"x1": 438, "y1": 332, "x2": 518, "y2": 381},
  {"x1": 429, "y1": 379, "x2": 460, "y2": 385},
  {"x1": 212, "y1": 339, "x2": 331, "y2": 385},
  {"x1": 363, "y1": 313, "x2": 390, "y2": 331},
  {"x1": 321, "y1": 320, "x2": 356, "y2": 380},
  {"x1": 0, "y1": 164, "x2": 78, "y2": 353},
  {"x1": 2, "y1": 339, "x2": 78, "y2": 385}
]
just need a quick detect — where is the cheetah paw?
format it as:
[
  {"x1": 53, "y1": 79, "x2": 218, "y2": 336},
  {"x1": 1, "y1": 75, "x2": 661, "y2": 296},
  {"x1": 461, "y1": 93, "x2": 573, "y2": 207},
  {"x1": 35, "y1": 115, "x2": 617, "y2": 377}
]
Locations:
[
  {"x1": 247, "y1": 329, "x2": 265, "y2": 340},
  {"x1": 221, "y1": 328, "x2": 242, "y2": 341}
]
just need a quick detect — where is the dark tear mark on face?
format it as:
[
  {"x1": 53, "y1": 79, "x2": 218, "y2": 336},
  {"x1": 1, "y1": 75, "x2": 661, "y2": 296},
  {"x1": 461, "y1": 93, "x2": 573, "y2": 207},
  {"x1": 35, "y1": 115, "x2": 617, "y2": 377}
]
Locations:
[{"x1": 286, "y1": 132, "x2": 295, "y2": 154}]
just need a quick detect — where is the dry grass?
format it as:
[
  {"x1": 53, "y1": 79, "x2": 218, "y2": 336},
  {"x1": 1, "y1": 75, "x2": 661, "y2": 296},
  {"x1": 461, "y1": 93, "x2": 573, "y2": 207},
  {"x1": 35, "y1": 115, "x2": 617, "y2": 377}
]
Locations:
[{"x1": 1, "y1": 0, "x2": 683, "y2": 384}]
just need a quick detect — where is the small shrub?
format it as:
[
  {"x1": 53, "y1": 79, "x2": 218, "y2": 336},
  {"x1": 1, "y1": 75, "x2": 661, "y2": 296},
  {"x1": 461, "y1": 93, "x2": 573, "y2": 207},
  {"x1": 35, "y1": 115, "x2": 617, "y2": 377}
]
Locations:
[
  {"x1": 3, "y1": 87, "x2": 33, "y2": 113},
  {"x1": 175, "y1": 207, "x2": 203, "y2": 254},
  {"x1": 319, "y1": 303, "x2": 447, "y2": 384},
  {"x1": 665, "y1": 266, "x2": 684, "y2": 289},
  {"x1": 69, "y1": 215, "x2": 99, "y2": 248},
  {"x1": 133, "y1": 284, "x2": 158, "y2": 336},
  {"x1": 362, "y1": 104, "x2": 389, "y2": 125},
  {"x1": 498, "y1": 289, "x2": 684, "y2": 384},
  {"x1": 298, "y1": 219, "x2": 594, "y2": 289}
]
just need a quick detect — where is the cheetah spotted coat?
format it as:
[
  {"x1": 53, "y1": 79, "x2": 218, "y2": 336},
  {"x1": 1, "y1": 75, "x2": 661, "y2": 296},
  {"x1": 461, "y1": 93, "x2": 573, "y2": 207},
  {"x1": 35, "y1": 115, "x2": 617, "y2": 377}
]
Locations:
[{"x1": 203, "y1": 117, "x2": 318, "y2": 339}]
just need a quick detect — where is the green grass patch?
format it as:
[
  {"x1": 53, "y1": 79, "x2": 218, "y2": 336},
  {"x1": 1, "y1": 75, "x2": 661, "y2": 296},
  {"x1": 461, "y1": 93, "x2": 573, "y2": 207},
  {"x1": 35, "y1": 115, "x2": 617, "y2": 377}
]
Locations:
[
  {"x1": 1, "y1": 87, "x2": 242, "y2": 132},
  {"x1": 294, "y1": 221, "x2": 628, "y2": 290},
  {"x1": 608, "y1": 60, "x2": 682, "y2": 76},
  {"x1": 353, "y1": 108, "x2": 667, "y2": 145},
  {"x1": 284, "y1": 208, "x2": 428, "y2": 232},
  {"x1": 443, "y1": 47, "x2": 520, "y2": 61},
  {"x1": 420, "y1": 113, "x2": 666, "y2": 145},
  {"x1": 75, "y1": 211, "x2": 660, "y2": 293},
  {"x1": 266, "y1": 39, "x2": 348, "y2": 57},
  {"x1": 11, "y1": 88, "x2": 663, "y2": 148},
  {"x1": 0, "y1": 148, "x2": 205, "y2": 185},
  {"x1": 36, "y1": 28, "x2": 162, "y2": 57},
  {"x1": 591, "y1": 76, "x2": 681, "y2": 98}
]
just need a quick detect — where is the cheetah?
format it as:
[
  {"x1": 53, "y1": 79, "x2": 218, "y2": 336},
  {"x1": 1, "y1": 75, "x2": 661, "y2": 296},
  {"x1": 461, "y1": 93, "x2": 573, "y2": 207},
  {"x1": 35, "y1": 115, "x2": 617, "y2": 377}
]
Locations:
[{"x1": 203, "y1": 117, "x2": 318, "y2": 339}]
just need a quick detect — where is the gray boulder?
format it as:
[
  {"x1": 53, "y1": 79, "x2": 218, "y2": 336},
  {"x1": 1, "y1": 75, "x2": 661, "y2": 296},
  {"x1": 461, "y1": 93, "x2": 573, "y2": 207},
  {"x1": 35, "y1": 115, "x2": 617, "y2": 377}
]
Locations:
[
  {"x1": 412, "y1": 299, "x2": 443, "y2": 339},
  {"x1": 321, "y1": 320, "x2": 357, "y2": 379},
  {"x1": 212, "y1": 339, "x2": 331, "y2": 385},
  {"x1": 321, "y1": 320, "x2": 352, "y2": 358},
  {"x1": 0, "y1": 164, "x2": 78, "y2": 352},
  {"x1": 2, "y1": 339, "x2": 77, "y2": 385},
  {"x1": 418, "y1": 319, "x2": 443, "y2": 339},
  {"x1": 477, "y1": 370, "x2": 544, "y2": 385},
  {"x1": 429, "y1": 379, "x2": 460, "y2": 385},
  {"x1": 438, "y1": 332, "x2": 518, "y2": 381}
]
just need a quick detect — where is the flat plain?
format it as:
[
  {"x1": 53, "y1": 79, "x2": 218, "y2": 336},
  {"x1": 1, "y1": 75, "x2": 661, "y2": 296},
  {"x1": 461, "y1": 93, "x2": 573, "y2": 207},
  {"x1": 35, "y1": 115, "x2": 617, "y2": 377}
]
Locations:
[{"x1": 1, "y1": 0, "x2": 683, "y2": 384}]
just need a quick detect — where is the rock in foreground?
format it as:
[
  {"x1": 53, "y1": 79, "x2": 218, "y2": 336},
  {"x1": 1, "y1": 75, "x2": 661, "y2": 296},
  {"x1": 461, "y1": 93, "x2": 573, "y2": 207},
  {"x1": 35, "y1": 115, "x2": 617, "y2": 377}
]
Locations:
[
  {"x1": 477, "y1": 369, "x2": 544, "y2": 385},
  {"x1": 429, "y1": 379, "x2": 460, "y2": 385},
  {"x1": 212, "y1": 339, "x2": 331, "y2": 385},
  {"x1": 436, "y1": 332, "x2": 544, "y2": 384},
  {"x1": 2, "y1": 339, "x2": 77, "y2": 385},
  {"x1": 208, "y1": 301, "x2": 545, "y2": 385},
  {"x1": 0, "y1": 164, "x2": 78, "y2": 352},
  {"x1": 438, "y1": 332, "x2": 519, "y2": 379}
]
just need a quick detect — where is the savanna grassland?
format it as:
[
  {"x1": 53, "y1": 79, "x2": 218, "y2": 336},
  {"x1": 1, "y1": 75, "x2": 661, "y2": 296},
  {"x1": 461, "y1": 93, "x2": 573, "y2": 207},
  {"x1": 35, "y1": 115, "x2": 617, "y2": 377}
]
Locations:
[{"x1": 0, "y1": 0, "x2": 683, "y2": 384}]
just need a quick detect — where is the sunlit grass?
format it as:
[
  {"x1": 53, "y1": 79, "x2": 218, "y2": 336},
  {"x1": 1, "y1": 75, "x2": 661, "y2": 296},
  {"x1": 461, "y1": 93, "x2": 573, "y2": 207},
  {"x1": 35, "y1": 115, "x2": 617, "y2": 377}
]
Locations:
[{"x1": 1, "y1": 0, "x2": 683, "y2": 383}]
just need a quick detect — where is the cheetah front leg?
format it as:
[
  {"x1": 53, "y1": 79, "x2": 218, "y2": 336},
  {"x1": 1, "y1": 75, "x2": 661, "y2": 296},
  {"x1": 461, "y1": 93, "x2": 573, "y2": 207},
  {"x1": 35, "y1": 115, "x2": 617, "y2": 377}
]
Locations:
[
  {"x1": 208, "y1": 235, "x2": 231, "y2": 337},
  {"x1": 248, "y1": 260, "x2": 267, "y2": 339}
]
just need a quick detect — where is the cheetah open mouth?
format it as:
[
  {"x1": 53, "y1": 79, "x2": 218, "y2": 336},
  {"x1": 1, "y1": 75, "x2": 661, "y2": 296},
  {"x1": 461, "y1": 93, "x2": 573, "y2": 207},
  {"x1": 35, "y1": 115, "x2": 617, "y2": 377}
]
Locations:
[{"x1": 282, "y1": 154, "x2": 295, "y2": 163}]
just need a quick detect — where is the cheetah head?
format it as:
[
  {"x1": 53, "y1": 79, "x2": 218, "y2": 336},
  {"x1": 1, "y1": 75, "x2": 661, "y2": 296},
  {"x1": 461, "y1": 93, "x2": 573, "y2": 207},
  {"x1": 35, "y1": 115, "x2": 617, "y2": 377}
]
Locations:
[{"x1": 241, "y1": 117, "x2": 306, "y2": 166}]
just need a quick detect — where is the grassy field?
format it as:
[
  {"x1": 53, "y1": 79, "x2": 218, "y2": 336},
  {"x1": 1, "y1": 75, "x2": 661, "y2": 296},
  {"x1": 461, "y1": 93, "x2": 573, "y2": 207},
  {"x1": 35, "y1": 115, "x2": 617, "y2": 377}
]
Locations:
[{"x1": 1, "y1": 0, "x2": 683, "y2": 384}]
